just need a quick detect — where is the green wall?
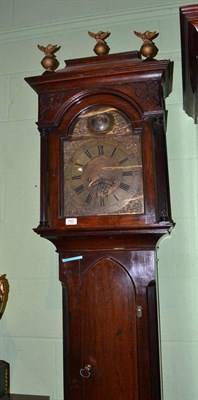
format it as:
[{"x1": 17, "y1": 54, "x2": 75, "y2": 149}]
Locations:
[{"x1": 0, "y1": 1, "x2": 198, "y2": 399}]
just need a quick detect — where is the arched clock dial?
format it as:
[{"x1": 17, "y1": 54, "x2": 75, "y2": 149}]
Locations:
[
  {"x1": 64, "y1": 137, "x2": 143, "y2": 215},
  {"x1": 62, "y1": 106, "x2": 144, "y2": 217},
  {"x1": 62, "y1": 101, "x2": 145, "y2": 215}
]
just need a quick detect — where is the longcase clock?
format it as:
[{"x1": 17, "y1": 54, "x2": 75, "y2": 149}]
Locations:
[{"x1": 25, "y1": 49, "x2": 174, "y2": 400}]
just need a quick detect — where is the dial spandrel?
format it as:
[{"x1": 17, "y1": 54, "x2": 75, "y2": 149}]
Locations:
[{"x1": 62, "y1": 106, "x2": 144, "y2": 216}]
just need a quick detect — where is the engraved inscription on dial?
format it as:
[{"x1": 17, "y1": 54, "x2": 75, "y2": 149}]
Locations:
[{"x1": 64, "y1": 138, "x2": 144, "y2": 216}]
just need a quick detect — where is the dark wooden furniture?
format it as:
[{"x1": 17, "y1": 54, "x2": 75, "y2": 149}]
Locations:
[
  {"x1": 180, "y1": 4, "x2": 198, "y2": 123},
  {"x1": 8, "y1": 396, "x2": 49, "y2": 400},
  {"x1": 25, "y1": 50, "x2": 174, "y2": 400}
]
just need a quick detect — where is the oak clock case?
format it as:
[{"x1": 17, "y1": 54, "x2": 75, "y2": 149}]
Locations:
[{"x1": 25, "y1": 51, "x2": 174, "y2": 400}]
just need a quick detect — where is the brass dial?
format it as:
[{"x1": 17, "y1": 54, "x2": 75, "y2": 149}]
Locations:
[
  {"x1": 64, "y1": 137, "x2": 144, "y2": 216},
  {"x1": 62, "y1": 106, "x2": 144, "y2": 217}
]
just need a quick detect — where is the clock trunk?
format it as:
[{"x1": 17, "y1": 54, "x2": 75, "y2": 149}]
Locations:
[{"x1": 60, "y1": 249, "x2": 161, "y2": 400}]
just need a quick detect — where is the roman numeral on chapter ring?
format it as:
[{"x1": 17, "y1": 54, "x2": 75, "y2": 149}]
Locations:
[
  {"x1": 122, "y1": 170, "x2": 133, "y2": 176},
  {"x1": 111, "y1": 147, "x2": 117, "y2": 157},
  {"x1": 74, "y1": 185, "x2": 84, "y2": 194},
  {"x1": 85, "y1": 193, "x2": 93, "y2": 204},
  {"x1": 84, "y1": 149, "x2": 92, "y2": 159},
  {"x1": 119, "y1": 156, "x2": 129, "y2": 165},
  {"x1": 75, "y1": 163, "x2": 84, "y2": 167},
  {"x1": 100, "y1": 197, "x2": 105, "y2": 207},
  {"x1": 113, "y1": 194, "x2": 120, "y2": 201},
  {"x1": 98, "y1": 144, "x2": 104, "y2": 155},
  {"x1": 119, "y1": 182, "x2": 130, "y2": 191}
]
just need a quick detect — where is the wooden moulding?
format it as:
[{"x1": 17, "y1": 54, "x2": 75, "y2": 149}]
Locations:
[{"x1": 180, "y1": 4, "x2": 198, "y2": 123}]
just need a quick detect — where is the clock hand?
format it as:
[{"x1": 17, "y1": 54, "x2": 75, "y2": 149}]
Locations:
[{"x1": 101, "y1": 165, "x2": 142, "y2": 170}]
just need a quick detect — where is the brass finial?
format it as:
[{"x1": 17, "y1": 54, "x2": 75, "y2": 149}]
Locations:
[
  {"x1": 0, "y1": 274, "x2": 9, "y2": 319},
  {"x1": 37, "y1": 44, "x2": 61, "y2": 72},
  {"x1": 134, "y1": 30, "x2": 159, "y2": 59},
  {"x1": 88, "y1": 31, "x2": 111, "y2": 56}
]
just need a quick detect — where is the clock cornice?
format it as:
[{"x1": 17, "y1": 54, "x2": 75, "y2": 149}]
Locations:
[{"x1": 25, "y1": 51, "x2": 173, "y2": 99}]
